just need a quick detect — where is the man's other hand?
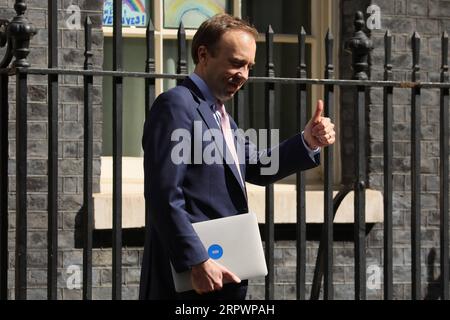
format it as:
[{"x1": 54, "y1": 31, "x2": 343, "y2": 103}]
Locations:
[
  {"x1": 190, "y1": 259, "x2": 241, "y2": 294},
  {"x1": 303, "y1": 99, "x2": 336, "y2": 149}
]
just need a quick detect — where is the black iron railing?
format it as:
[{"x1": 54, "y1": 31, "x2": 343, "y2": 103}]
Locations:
[{"x1": 0, "y1": 1, "x2": 448, "y2": 300}]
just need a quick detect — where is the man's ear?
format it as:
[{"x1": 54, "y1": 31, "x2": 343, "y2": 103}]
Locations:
[{"x1": 197, "y1": 45, "x2": 209, "y2": 64}]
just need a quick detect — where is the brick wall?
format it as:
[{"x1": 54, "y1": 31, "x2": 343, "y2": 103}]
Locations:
[
  {"x1": 2, "y1": 0, "x2": 106, "y2": 299},
  {"x1": 246, "y1": 241, "x2": 381, "y2": 300},
  {"x1": 369, "y1": 0, "x2": 447, "y2": 299},
  {"x1": 340, "y1": 0, "x2": 448, "y2": 299}
]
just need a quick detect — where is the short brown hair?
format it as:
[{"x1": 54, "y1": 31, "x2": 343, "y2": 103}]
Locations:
[{"x1": 191, "y1": 14, "x2": 258, "y2": 64}]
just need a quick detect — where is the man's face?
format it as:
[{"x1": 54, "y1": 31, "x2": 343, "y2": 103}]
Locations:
[{"x1": 199, "y1": 30, "x2": 256, "y2": 103}]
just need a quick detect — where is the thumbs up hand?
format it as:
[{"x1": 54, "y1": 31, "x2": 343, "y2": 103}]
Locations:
[{"x1": 303, "y1": 100, "x2": 335, "y2": 150}]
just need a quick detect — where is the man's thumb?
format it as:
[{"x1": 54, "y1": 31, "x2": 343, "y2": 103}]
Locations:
[{"x1": 312, "y1": 99, "x2": 324, "y2": 123}]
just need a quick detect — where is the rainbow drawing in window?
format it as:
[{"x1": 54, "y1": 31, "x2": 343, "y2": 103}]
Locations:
[{"x1": 164, "y1": 0, "x2": 227, "y2": 29}]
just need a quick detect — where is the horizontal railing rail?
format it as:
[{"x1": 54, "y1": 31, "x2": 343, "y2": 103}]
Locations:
[{"x1": 2, "y1": 68, "x2": 450, "y2": 88}]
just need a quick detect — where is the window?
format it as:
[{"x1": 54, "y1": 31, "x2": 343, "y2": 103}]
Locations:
[
  {"x1": 101, "y1": 0, "x2": 340, "y2": 182},
  {"x1": 95, "y1": 0, "x2": 358, "y2": 230}
]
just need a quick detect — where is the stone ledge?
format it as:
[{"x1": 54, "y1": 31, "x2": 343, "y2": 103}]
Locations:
[
  {"x1": 94, "y1": 157, "x2": 384, "y2": 229},
  {"x1": 93, "y1": 187, "x2": 384, "y2": 229}
]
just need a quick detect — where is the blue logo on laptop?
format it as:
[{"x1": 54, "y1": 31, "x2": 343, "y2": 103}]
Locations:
[{"x1": 208, "y1": 244, "x2": 223, "y2": 260}]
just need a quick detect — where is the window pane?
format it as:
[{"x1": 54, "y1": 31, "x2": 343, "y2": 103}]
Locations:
[
  {"x1": 238, "y1": 42, "x2": 317, "y2": 184},
  {"x1": 163, "y1": 40, "x2": 195, "y2": 91},
  {"x1": 246, "y1": 43, "x2": 312, "y2": 140},
  {"x1": 163, "y1": 0, "x2": 230, "y2": 29},
  {"x1": 242, "y1": 0, "x2": 311, "y2": 34},
  {"x1": 103, "y1": 38, "x2": 147, "y2": 157},
  {"x1": 240, "y1": 0, "x2": 324, "y2": 185}
]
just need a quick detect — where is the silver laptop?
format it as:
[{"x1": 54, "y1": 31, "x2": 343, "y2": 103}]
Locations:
[{"x1": 171, "y1": 212, "x2": 267, "y2": 293}]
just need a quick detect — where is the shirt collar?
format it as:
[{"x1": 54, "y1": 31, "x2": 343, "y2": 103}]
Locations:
[{"x1": 189, "y1": 72, "x2": 218, "y2": 111}]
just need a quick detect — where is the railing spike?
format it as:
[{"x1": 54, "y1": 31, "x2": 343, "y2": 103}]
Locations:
[
  {"x1": 412, "y1": 32, "x2": 421, "y2": 82},
  {"x1": 326, "y1": 28, "x2": 334, "y2": 40},
  {"x1": 178, "y1": 21, "x2": 185, "y2": 35},
  {"x1": 384, "y1": 30, "x2": 393, "y2": 81},
  {"x1": 146, "y1": 18, "x2": 155, "y2": 74},
  {"x1": 265, "y1": 24, "x2": 274, "y2": 78},
  {"x1": 147, "y1": 17, "x2": 154, "y2": 31},
  {"x1": 325, "y1": 29, "x2": 334, "y2": 80},
  {"x1": 300, "y1": 26, "x2": 306, "y2": 35},
  {"x1": 298, "y1": 26, "x2": 307, "y2": 78},
  {"x1": 177, "y1": 21, "x2": 187, "y2": 81},
  {"x1": 441, "y1": 31, "x2": 449, "y2": 82}
]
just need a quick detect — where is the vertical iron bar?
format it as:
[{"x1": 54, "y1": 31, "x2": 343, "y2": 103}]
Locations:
[
  {"x1": 145, "y1": 19, "x2": 156, "y2": 234},
  {"x1": 8, "y1": 0, "x2": 36, "y2": 301},
  {"x1": 411, "y1": 32, "x2": 421, "y2": 300},
  {"x1": 177, "y1": 23, "x2": 187, "y2": 85},
  {"x1": 311, "y1": 188, "x2": 351, "y2": 300},
  {"x1": 145, "y1": 19, "x2": 155, "y2": 121},
  {"x1": 346, "y1": 11, "x2": 372, "y2": 301},
  {"x1": 112, "y1": 0, "x2": 123, "y2": 300},
  {"x1": 296, "y1": 26, "x2": 307, "y2": 300},
  {"x1": 440, "y1": 31, "x2": 449, "y2": 300},
  {"x1": 264, "y1": 25, "x2": 275, "y2": 300},
  {"x1": 47, "y1": 0, "x2": 58, "y2": 300},
  {"x1": 82, "y1": 16, "x2": 93, "y2": 301},
  {"x1": 310, "y1": 242, "x2": 325, "y2": 300},
  {"x1": 15, "y1": 70, "x2": 27, "y2": 300},
  {"x1": 248, "y1": 69, "x2": 254, "y2": 128},
  {"x1": 383, "y1": 30, "x2": 394, "y2": 300},
  {"x1": 0, "y1": 72, "x2": 8, "y2": 300},
  {"x1": 0, "y1": 17, "x2": 11, "y2": 301},
  {"x1": 354, "y1": 84, "x2": 366, "y2": 300},
  {"x1": 233, "y1": 89, "x2": 245, "y2": 129},
  {"x1": 323, "y1": 29, "x2": 334, "y2": 300}
]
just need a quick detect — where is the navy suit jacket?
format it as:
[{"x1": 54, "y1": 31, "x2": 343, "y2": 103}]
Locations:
[{"x1": 139, "y1": 78, "x2": 320, "y2": 299}]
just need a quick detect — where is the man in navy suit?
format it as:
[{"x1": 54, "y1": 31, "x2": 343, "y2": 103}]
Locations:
[{"x1": 139, "y1": 14, "x2": 335, "y2": 300}]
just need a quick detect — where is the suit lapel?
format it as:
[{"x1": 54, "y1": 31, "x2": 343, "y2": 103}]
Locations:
[
  {"x1": 181, "y1": 78, "x2": 246, "y2": 195},
  {"x1": 196, "y1": 101, "x2": 226, "y2": 162},
  {"x1": 197, "y1": 103, "x2": 246, "y2": 193},
  {"x1": 230, "y1": 119, "x2": 246, "y2": 185}
]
